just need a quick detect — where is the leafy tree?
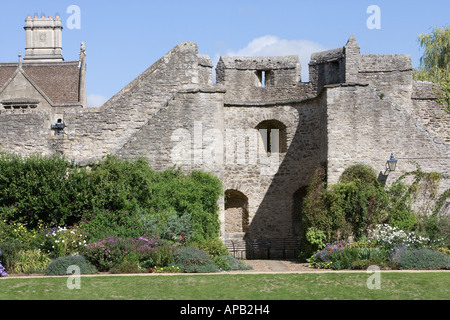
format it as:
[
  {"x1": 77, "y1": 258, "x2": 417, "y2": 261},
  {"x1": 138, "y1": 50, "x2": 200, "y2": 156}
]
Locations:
[{"x1": 413, "y1": 26, "x2": 450, "y2": 112}]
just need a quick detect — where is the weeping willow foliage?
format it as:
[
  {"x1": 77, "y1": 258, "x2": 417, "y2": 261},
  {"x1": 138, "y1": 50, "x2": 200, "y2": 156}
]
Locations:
[{"x1": 413, "y1": 26, "x2": 450, "y2": 112}]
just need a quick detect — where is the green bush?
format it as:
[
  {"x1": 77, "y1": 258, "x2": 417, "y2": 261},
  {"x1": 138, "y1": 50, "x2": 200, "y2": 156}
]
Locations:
[
  {"x1": 10, "y1": 249, "x2": 51, "y2": 274},
  {"x1": 301, "y1": 165, "x2": 388, "y2": 250},
  {"x1": 190, "y1": 238, "x2": 229, "y2": 258},
  {"x1": 214, "y1": 255, "x2": 252, "y2": 271},
  {"x1": 309, "y1": 241, "x2": 389, "y2": 270},
  {"x1": 0, "y1": 154, "x2": 222, "y2": 243},
  {"x1": 139, "y1": 209, "x2": 193, "y2": 242},
  {"x1": 416, "y1": 214, "x2": 450, "y2": 248},
  {"x1": 79, "y1": 210, "x2": 144, "y2": 242},
  {"x1": 0, "y1": 240, "x2": 22, "y2": 272},
  {"x1": 172, "y1": 247, "x2": 219, "y2": 273},
  {"x1": 0, "y1": 153, "x2": 90, "y2": 228},
  {"x1": 45, "y1": 255, "x2": 98, "y2": 275},
  {"x1": 110, "y1": 260, "x2": 143, "y2": 274},
  {"x1": 81, "y1": 235, "x2": 178, "y2": 272},
  {"x1": 397, "y1": 248, "x2": 448, "y2": 270},
  {"x1": 39, "y1": 226, "x2": 88, "y2": 258}
]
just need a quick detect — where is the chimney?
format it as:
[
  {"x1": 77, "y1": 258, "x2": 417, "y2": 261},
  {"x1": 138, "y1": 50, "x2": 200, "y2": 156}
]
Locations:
[{"x1": 24, "y1": 15, "x2": 64, "y2": 62}]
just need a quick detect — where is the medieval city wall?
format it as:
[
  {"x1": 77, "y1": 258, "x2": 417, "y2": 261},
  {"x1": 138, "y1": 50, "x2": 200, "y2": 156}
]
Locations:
[{"x1": 0, "y1": 37, "x2": 448, "y2": 245}]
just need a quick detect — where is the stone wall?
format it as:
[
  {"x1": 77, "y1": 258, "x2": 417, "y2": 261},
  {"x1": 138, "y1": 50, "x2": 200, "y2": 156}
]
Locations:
[
  {"x1": 0, "y1": 36, "x2": 448, "y2": 247},
  {"x1": 222, "y1": 95, "x2": 327, "y2": 240},
  {"x1": 325, "y1": 84, "x2": 449, "y2": 195}
]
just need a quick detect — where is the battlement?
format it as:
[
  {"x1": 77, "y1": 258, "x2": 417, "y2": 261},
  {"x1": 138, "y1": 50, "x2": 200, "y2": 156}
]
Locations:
[
  {"x1": 358, "y1": 54, "x2": 412, "y2": 73},
  {"x1": 216, "y1": 55, "x2": 301, "y2": 88}
]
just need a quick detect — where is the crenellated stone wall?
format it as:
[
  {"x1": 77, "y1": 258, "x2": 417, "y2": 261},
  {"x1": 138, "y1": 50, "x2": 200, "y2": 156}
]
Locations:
[{"x1": 0, "y1": 35, "x2": 448, "y2": 249}]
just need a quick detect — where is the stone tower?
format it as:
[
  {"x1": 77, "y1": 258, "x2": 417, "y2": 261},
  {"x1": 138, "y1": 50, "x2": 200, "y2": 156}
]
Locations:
[{"x1": 24, "y1": 15, "x2": 64, "y2": 62}]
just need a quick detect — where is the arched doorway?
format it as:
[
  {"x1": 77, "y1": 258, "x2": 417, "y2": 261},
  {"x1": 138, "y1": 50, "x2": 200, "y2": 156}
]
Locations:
[
  {"x1": 224, "y1": 189, "x2": 249, "y2": 234},
  {"x1": 293, "y1": 186, "x2": 308, "y2": 237}
]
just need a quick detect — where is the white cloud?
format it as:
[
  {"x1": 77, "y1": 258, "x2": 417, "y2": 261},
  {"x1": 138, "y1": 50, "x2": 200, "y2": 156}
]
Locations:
[
  {"x1": 216, "y1": 35, "x2": 327, "y2": 81},
  {"x1": 87, "y1": 94, "x2": 108, "y2": 108}
]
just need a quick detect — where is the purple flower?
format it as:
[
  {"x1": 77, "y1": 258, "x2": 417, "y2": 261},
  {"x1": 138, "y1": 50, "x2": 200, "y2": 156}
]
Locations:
[{"x1": 0, "y1": 263, "x2": 9, "y2": 277}]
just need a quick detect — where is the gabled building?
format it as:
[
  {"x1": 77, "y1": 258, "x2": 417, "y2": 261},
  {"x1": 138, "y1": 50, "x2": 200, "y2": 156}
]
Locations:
[{"x1": 0, "y1": 15, "x2": 87, "y2": 123}]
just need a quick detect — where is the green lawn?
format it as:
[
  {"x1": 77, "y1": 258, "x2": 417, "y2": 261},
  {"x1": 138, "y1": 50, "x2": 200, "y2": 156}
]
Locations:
[{"x1": 1, "y1": 272, "x2": 448, "y2": 300}]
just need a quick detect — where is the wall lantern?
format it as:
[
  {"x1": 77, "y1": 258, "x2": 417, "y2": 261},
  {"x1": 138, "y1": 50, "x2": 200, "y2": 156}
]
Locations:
[
  {"x1": 386, "y1": 153, "x2": 398, "y2": 173},
  {"x1": 51, "y1": 119, "x2": 65, "y2": 135}
]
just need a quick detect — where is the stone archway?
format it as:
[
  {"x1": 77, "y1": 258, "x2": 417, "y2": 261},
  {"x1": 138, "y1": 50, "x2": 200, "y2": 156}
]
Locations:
[{"x1": 224, "y1": 189, "x2": 249, "y2": 235}]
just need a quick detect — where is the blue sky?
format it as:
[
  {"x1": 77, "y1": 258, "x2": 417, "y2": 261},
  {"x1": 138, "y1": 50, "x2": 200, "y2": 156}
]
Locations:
[{"x1": 1, "y1": 0, "x2": 448, "y2": 107}]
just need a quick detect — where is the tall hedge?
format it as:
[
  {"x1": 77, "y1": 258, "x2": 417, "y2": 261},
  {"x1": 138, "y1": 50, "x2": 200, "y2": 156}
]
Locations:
[{"x1": 0, "y1": 154, "x2": 222, "y2": 241}]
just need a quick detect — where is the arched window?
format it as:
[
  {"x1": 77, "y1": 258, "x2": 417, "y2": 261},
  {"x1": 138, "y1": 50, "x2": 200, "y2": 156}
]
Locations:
[
  {"x1": 256, "y1": 120, "x2": 287, "y2": 154},
  {"x1": 225, "y1": 190, "x2": 249, "y2": 234}
]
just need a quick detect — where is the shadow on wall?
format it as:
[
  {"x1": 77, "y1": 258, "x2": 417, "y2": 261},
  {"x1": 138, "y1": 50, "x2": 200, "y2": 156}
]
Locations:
[{"x1": 224, "y1": 96, "x2": 327, "y2": 259}]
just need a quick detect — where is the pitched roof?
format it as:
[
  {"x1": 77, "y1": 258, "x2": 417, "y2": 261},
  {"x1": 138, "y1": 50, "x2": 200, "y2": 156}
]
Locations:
[{"x1": 0, "y1": 61, "x2": 80, "y2": 105}]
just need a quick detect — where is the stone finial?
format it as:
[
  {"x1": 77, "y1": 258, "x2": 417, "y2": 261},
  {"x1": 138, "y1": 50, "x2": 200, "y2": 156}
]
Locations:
[
  {"x1": 18, "y1": 53, "x2": 22, "y2": 68},
  {"x1": 345, "y1": 34, "x2": 360, "y2": 50},
  {"x1": 344, "y1": 35, "x2": 360, "y2": 83},
  {"x1": 80, "y1": 42, "x2": 86, "y2": 59}
]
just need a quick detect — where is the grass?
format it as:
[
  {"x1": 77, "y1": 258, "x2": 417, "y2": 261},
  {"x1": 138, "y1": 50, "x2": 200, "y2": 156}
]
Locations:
[{"x1": 0, "y1": 272, "x2": 449, "y2": 300}]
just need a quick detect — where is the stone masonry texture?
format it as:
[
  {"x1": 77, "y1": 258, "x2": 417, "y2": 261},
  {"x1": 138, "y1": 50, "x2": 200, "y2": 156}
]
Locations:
[{"x1": 0, "y1": 33, "x2": 449, "y2": 249}]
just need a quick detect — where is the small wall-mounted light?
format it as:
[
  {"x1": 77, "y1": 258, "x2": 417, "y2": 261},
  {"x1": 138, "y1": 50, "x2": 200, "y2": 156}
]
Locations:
[
  {"x1": 51, "y1": 119, "x2": 65, "y2": 135},
  {"x1": 385, "y1": 153, "x2": 398, "y2": 173}
]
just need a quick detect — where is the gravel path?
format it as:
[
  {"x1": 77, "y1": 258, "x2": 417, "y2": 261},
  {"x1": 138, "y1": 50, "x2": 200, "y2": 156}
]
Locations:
[
  {"x1": 228, "y1": 260, "x2": 450, "y2": 274},
  {"x1": 3, "y1": 260, "x2": 449, "y2": 278}
]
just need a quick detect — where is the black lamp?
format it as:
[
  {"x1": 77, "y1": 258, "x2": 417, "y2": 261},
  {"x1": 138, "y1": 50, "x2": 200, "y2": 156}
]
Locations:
[{"x1": 386, "y1": 153, "x2": 398, "y2": 172}]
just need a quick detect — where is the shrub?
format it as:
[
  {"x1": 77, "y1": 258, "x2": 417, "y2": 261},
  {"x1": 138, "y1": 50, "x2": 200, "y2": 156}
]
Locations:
[
  {"x1": 368, "y1": 224, "x2": 430, "y2": 251},
  {"x1": 309, "y1": 240, "x2": 389, "y2": 270},
  {"x1": 152, "y1": 265, "x2": 181, "y2": 273},
  {"x1": 82, "y1": 234, "x2": 179, "y2": 272},
  {"x1": 306, "y1": 227, "x2": 327, "y2": 252},
  {"x1": 301, "y1": 165, "x2": 388, "y2": 252},
  {"x1": 0, "y1": 241, "x2": 22, "y2": 272},
  {"x1": 0, "y1": 219, "x2": 45, "y2": 250},
  {"x1": 0, "y1": 153, "x2": 89, "y2": 228},
  {"x1": 45, "y1": 255, "x2": 98, "y2": 275},
  {"x1": 308, "y1": 241, "x2": 346, "y2": 269},
  {"x1": 172, "y1": 247, "x2": 219, "y2": 273},
  {"x1": 79, "y1": 210, "x2": 144, "y2": 242},
  {"x1": 40, "y1": 226, "x2": 88, "y2": 258},
  {"x1": 10, "y1": 249, "x2": 51, "y2": 274},
  {"x1": 139, "y1": 210, "x2": 194, "y2": 242},
  {"x1": 416, "y1": 214, "x2": 450, "y2": 248},
  {"x1": 397, "y1": 248, "x2": 448, "y2": 270},
  {"x1": 214, "y1": 255, "x2": 252, "y2": 271},
  {"x1": 190, "y1": 238, "x2": 229, "y2": 259},
  {"x1": 109, "y1": 260, "x2": 143, "y2": 274},
  {"x1": 0, "y1": 262, "x2": 8, "y2": 277},
  {"x1": 0, "y1": 154, "x2": 223, "y2": 243}
]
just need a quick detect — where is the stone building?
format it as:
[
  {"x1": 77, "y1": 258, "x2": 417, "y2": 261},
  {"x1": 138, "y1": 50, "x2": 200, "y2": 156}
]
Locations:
[
  {"x1": 0, "y1": 15, "x2": 87, "y2": 134},
  {"x1": 0, "y1": 17, "x2": 448, "y2": 256}
]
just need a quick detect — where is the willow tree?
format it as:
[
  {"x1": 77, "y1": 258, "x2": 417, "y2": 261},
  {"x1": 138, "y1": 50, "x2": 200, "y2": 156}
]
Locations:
[{"x1": 413, "y1": 26, "x2": 450, "y2": 112}]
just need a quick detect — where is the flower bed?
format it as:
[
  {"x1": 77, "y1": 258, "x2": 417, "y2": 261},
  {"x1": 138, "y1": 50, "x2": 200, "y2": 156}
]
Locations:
[{"x1": 307, "y1": 224, "x2": 450, "y2": 271}]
